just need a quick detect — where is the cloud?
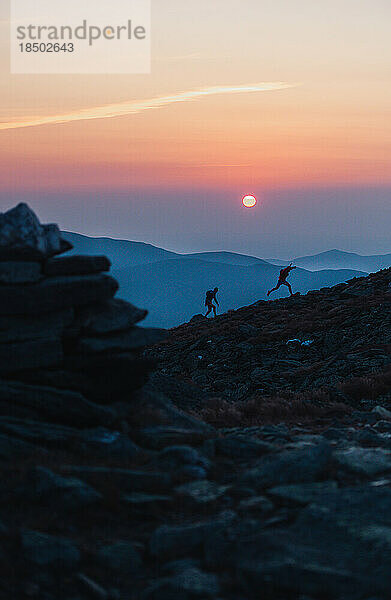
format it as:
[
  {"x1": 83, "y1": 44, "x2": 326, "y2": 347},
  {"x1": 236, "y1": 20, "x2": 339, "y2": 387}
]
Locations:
[{"x1": 0, "y1": 82, "x2": 296, "y2": 132}]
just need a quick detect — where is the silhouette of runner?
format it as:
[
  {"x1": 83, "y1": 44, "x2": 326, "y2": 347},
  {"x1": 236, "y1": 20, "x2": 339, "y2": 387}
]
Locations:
[
  {"x1": 205, "y1": 287, "x2": 219, "y2": 317},
  {"x1": 267, "y1": 263, "x2": 296, "y2": 297}
]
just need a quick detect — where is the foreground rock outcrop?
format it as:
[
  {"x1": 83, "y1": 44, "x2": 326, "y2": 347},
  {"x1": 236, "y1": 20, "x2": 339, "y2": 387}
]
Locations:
[
  {"x1": 1, "y1": 204, "x2": 391, "y2": 600},
  {"x1": 0, "y1": 204, "x2": 166, "y2": 406}
]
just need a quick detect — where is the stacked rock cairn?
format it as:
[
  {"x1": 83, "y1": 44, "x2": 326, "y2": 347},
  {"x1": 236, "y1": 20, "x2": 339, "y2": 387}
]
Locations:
[{"x1": 0, "y1": 203, "x2": 165, "y2": 431}]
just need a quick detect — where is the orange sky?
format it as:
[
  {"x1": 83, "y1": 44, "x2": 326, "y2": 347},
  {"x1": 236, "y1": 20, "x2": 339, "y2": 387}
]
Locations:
[
  {"x1": 0, "y1": 0, "x2": 390, "y2": 219},
  {"x1": 1, "y1": 0, "x2": 391, "y2": 193}
]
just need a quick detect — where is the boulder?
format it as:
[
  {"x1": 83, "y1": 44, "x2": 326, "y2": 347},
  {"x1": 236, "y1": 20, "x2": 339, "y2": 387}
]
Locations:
[
  {"x1": 0, "y1": 274, "x2": 118, "y2": 315},
  {"x1": 238, "y1": 496, "x2": 274, "y2": 513},
  {"x1": 0, "y1": 337, "x2": 63, "y2": 372},
  {"x1": 21, "y1": 530, "x2": 80, "y2": 569},
  {"x1": 333, "y1": 447, "x2": 391, "y2": 477},
  {"x1": 0, "y1": 261, "x2": 42, "y2": 284},
  {"x1": 30, "y1": 357, "x2": 153, "y2": 402},
  {"x1": 268, "y1": 481, "x2": 338, "y2": 506},
  {"x1": 214, "y1": 435, "x2": 275, "y2": 459},
  {"x1": 62, "y1": 466, "x2": 172, "y2": 492},
  {"x1": 0, "y1": 380, "x2": 115, "y2": 427},
  {"x1": 44, "y1": 255, "x2": 111, "y2": 276},
  {"x1": 175, "y1": 480, "x2": 230, "y2": 505},
  {"x1": 0, "y1": 432, "x2": 46, "y2": 460},
  {"x1": 150, "y1": 522, "x2": 207, "y2": 560},
  {"x1": 97, "y1": 541, "x2": 142, "y2": 574},
  {"x1": 136, "y1": 387, "x2": 215, "y2": 434},
  {"x1": 142, "y1": 568, "x2": 220, "y2": 599},
  {"x1": 241, "y1": 442, "x2": 332, "y2": 490},
  {"x1": 0, "y1": 309, "x2": 74, "y2": 343},
  {"x1": 19, "y1": 466, "x2": 102, "y2": 510},
  {"x1": 0, "y1": 416, "x2": 80, "y2": 448},
  {"x1": 78, "y1": 325, "x2": 166, "y2": 354},
  {"x1": 0, "y1": 204, "x2": 72, "y2": 260},
  {"x1": 78, "y1": 298, "x2": 148, "y2": 334},
  {"x1": 136, "y1": 426, "x2": 211, "y2": 450}
]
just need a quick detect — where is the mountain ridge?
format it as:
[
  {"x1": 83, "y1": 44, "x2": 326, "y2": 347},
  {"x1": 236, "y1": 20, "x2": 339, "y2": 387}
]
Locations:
[
  {"x1": 63, "y1": 231, "x2": 369, "y2": 327},
  {"x1": 63, "y1": 230, "x2": 391, "y2": 273}
]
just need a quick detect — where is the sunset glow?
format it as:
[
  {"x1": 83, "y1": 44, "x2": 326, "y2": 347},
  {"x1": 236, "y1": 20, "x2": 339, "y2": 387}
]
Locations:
[{"x1": 0, "y1": 0, "x2": 390, "y2": 256}]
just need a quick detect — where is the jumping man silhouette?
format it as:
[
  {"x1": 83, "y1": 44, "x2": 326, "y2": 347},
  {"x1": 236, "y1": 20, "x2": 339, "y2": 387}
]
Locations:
[{"x1": 267, "y1": 264, "x2": 296, "y2": 297}]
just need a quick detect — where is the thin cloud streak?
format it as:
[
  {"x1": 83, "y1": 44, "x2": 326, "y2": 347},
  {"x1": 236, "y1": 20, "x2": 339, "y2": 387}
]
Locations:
[{"x1": 0, "y1": 82, "x2": 296, "y2": 132}]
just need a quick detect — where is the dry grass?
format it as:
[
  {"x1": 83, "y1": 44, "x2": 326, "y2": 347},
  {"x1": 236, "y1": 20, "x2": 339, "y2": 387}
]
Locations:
[
  {"x1": 339, "y1": 367, "x2": 391, "y2": 401},
  {"x1": 191, "y1": 390, "x2": 350, "y2": 428}
]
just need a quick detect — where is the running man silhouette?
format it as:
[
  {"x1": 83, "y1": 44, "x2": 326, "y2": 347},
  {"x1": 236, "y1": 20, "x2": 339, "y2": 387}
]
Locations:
[
  {"x1": 267, "y1": 264, "x2": 296, "y2": 297},
  {"x1": 205, "y1": 287, "x2": 219, "y2": 317}
]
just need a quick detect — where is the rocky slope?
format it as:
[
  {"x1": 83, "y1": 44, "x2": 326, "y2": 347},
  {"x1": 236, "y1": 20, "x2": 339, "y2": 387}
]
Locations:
[
  {"x1": 0, "y1": 204, "x2": 391, "y2": 600},
  {"x1": 150, "y1": 268, "x2": 391, "y2": 422}
]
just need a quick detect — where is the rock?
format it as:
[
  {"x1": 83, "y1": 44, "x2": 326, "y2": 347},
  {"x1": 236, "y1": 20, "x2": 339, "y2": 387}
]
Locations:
[
  {"x1": 250, "y1": 367, "x2": 264, "y2": 382},
  {"x1": 0, "y1": 337, "x2": 63, "y2": 372},
  {"x1": 78, "y1": 326, "x2": 166, "y2": 354},
  {"x1": 61, "y1": 354, "x2": 153, "y2": 401},
  {"x1": 241, "y1": 442, "x2": 332, "y2": 489},
  {"x1": 20, "y1": 420, "x2": 134, "y2": 458},
  {"x1": 374, "y1": 420, "x2": 391, "y2": 433},
  {"x1": 122, "y1": 492, "x2": 172, "y2": 508},
  {"x1": 0, "y1": 309, "x2": 74, "y2": 343},
  {"x1": 238, "y1": 323, "x2": 258, "y2": 337},
  {"x1": 136, "y1": 426, "x2": 211, "y2": 450},
  {"x1": 214, "y1": 435, "x2": 275, "y2": 459},
  {"x1": 0, "y1": 417, "x2": 82, "y2": 450},
  {"x1": 0, "y1": 274, "x2": 118, "y2": 315},
  {"x1": 161, "y1": 558, "x2": 202, "y2": 574},
  {"x1": 202, "y1": 511, "x2": 244, "y2": 569},
  {"x1": 0, "y1": 432, "x2": 45, "y2": 459},
  {"x1": 0, "y1": 204, "x2": 72, "y2": 260},
  {"x1": 268, "y1": 481, "x2": 338, "y2": 506},
  {"x1": 333, "y1": 447, "x2": 391, "y2": 477},
  {"x1": 21, "y1": 530, "x2": 80, "y2": 568},
  {"x1": 20, "y1": 466, "x2": 102, "y2": 510},
  {"x1": 97, "y1": 541, "x2": 142, "y2": 574},
  {"x1": 151, "y1": 446, "x2": 211, "y2": 480},
  {"x1": 189, "y1": 314, "x2": 207, "y2": 324},
  {"x1": 150, "y1": 522, "x2": 207, "y2": 560},
  {"x1": 44, "y1": 255, "x2": 111, "y2": 276},
  {"x1": 153, "y1": 515, "x2": 238, "y2": 569},
  {"x1": 78, "y1": 428, "x2": 140, "y2": 460},
  {"x1": 175, "y1": 480, "x2": 230, "y2": 505},
  {"x1": 0, "y1": 261, "x2": 42, "y2": 284},
  {"x1": 62, "y1": 467, "x2": 171, "y2": 492},
  {"x1": 142, "y1": 568, "x2": 220, "y2": 599},
  {"x1": 147, "y1": 373, "x2": 210, "y2": 411},
  {"x1": 78, "y1": 298, "x2": 148, "y2": 334},
  {"x1": 0, "y1": 380, "x2": 115, "y2": 427},
  {"x1": 179, "y1": 466, "x2": 208, "y2": 481},
  {"x1": 238, "y1": 496, "x2": 274, "y2": 513},
  {"x1": 373, "y1": 406, "x2": 391, "y2": 420},
  {"x1": 137, "y1": 387, "x2": 215, "y2": 433},
  {"x1": 238, "y1": 553, "x2": 358, "y2": 599},
  {"x1": 77, "y1": 574, "x2": 109, "y2": 600}
]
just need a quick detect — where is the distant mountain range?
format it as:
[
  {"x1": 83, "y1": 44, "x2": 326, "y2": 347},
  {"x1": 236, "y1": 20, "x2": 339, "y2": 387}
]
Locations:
[
  {"x1": 63, "y1": 232, "x2": 376, "y2": 328},
  {"x1": 267, "y1": 249, "x2": 391, "y2": 273},
  {"x1": 64, "y1": 232, "x2": 178, "y2": 268}
]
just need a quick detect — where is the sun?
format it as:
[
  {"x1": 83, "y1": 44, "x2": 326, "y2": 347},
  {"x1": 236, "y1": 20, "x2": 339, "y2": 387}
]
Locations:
[{"x1": 242, "y1": 195, "x2": 257, "y2": 208}]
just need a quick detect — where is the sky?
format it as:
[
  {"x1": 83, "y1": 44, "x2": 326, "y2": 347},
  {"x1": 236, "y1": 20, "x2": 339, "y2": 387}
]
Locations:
[{"x1": 0, "y1": 0, "x2": 390, "y2": 258}]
